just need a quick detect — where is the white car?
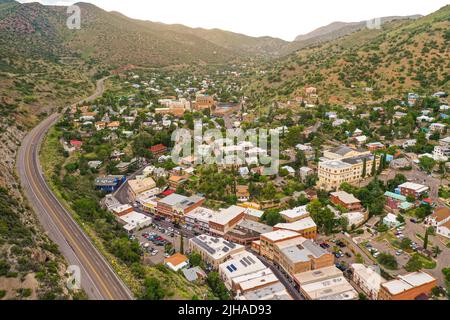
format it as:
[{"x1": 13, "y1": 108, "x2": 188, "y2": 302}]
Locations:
[{"x1": 151, "y1": 250, "x2": 158, "y2": 256}]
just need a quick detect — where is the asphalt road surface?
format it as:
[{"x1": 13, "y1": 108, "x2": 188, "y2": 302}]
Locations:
[{"x1": 16, "y1": 77, "x2": 133, "y2": 300}]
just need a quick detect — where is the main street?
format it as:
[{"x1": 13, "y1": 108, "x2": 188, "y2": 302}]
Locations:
[{"x1": 16, "y1": 77, "x2": 133, "y2": 300}]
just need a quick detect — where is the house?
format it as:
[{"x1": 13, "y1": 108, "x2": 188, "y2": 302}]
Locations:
[
  {"x1": 107, "y1": 121, "x2": 120, "y2": 130},
  {"x1": 273, "y1": 217, "x2": 317, "y2": 239},
  {"x1": 390, "y1": 158, "x2": 410, "y2": 170},
  {"x1": 88, "y1": 160, "x2": 102, "y2": 169},
  {"x1": 293, "y1": 266, "x2": 358, "y2": 300},
  {"x1": 168, "y1": 175, "x2": 188, "y2": 189},
  {"x1": 149, "y1": 144, "x2": 168, "y2": 156},
  {"x1": 70, "y1": 140, "x2": 83, "y2": 150},
  {"x1": 279, "y1": 205, "x2": 309, "y2": 223},
  {"x1": 299, "y1": 167, "x2": 314, "y2": 182},
  {"x1": 305, "y1": 86, "x2": 317, "y2": 96},
  {"x1": 182, "y1": 267, "x2": 206, "y2": 283},
  {"x1": 188, "y1": 235, "x2": 245, "y2": 269},
  {"x1": 281, "y1": 166, "x2": 296, "y2": 176},
  {"x1": 384, "y1": 192, "x2": 413, "y2": 211},
  {"x1": 354, "y1": 135, "x2": 368, "y2": 145},
  {"x1": 236, "y1": 185, "x2": 250, "y2": 202},
  {"x1": 95, "y1": 175, "x2": 126, "y2": 193},
  {"x1": 239, "y1": 167, "x2": 250, "y2": 177},
  {"x1": 383, "y1": 213, "x2": 401, "y2": 228},
  {"x1": 429, "y1": 123, "x2": 446, "y2": 133},
  {"x1": 95, "y1": 121, "x2": 106, "y2": 131},
  {"x1": 330, "y1": 191, "x2": 362, "y2": 211},
  {"x1": 379, "y1": 272, "x2": 437, "y2": 300},
  {"x1": 425, "y1": 207, "x2": 450, "y2": 228},
  {"x1": 433, "y1": 146, "x2": 449, "y2": 162},
  {"x1": 351, "y1": 264, "x2": 386, "y2": 300},
  {"x1": 397, "y1": 182, "x2": 429, "y2": 199},
  {"x1": 366, "y1": 142, "x2": 385, "y2": 151},
  {"x1": 402, "y1": 140, "x2": 417, "y2": 149},
  {"x1": 164, "y1": 253, "x2": 189, "y2": 272}
]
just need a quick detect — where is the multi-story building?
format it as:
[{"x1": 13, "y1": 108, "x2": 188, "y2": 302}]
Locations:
[
  {"x1": 330, "y1": 191, "x2": 363, "y2": 211},
  {"x1": 273, "y1": 217, "x2": 317, "y2": 239},
  {"x1": 127, "y1": 177, "x2": 157, "y2": 202},
  {"x1": 185, "y1": 207, "x2": 220, "y2": 232},
  {"x1": 318, "y1": 153, "x2": 379, "y2": 191},
  {"x1": 351, "y1": 264, "x2": 386, "y2": 300},
  {"x1": 378, "y1": 272, "x2": 437, "y2": 300},
  {"x1": 188, "y1": 235, "x2": 245, "y2": 269},
  {"x1": 156, "y1": 193, "x2": 205, "y2": 222},
  {"x1": 273, "y1": 237, "x2": 334, "y2": 277},
  {"x1": 209, "y1": 206, "x2": 246, "y2": 236},
  {"x1": 194, "y1": 95, "x2": 216, "y2": 111},
  {"x1": 218, "y1": 251, "x2": 267, "y2": 291},
  {"x1": 293, "y1": 266, "x2": 358, "y2": 300},
  {"x1": 397, "y1": 182, "x2": 429, "y2": 199},
  {"x1": 257, "y1": 230, "x2": 303, "y2": 260}
]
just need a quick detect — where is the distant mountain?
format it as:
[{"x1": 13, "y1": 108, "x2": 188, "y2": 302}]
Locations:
[
  {"x1": 0, "y1": 1, "x2": 289, "y2": 67},
  {"x1": 248, "y1": 6, "x2": 449, "y2": 103},
  {"x1": 282, "y1": 15, "x2": 422, "y2": 55}
]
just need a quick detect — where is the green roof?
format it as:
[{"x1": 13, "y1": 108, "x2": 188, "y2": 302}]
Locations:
[{"x1": 384, "y1": 191, "x2": 407, "y2": 202}]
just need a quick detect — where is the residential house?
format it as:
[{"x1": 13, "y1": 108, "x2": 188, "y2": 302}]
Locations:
[
  {"x1": 397, "y1": 182, "x2": 429, "y2": 199},
  {"x1": 164, "y1": 253, "x2": 189, "y2": 272}
]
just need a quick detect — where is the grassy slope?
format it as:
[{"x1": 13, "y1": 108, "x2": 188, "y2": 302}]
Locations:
[{"x1": 247, "y1": 5, "x2": 450, "y2": 104}]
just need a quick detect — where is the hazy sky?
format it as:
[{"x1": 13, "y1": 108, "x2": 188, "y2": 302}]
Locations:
[{"x1": 20, "y1": 0, "x2": 450, "y2": 41}]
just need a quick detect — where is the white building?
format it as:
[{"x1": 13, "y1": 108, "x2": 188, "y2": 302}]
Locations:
[
  {"x1": 279, "y1": 205, "x2": 309, "y2": 222},
  {"x1": 119, "y1": 211, "x2": 152, "y2": 233},
  {"x1": 383, "y1": 213, "x2": 401, "y2": 228},
  {"x1": 219, "y1": 251, "x2": 267, "y2": 290},
  {"x1": 351, "y1": 264, "x2": 386, "y2": 300}
]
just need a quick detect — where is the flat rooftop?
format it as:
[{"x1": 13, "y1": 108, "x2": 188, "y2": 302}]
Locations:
[
  {"x1": 331, "y1": 191, "x2": 361, "y2": 204},
  {"x1": 211, "y1": 205, "x2": 246, "y2": 225},
  {"x1": 280, "y1": 205, "x2": 309, "y2": 220},
  {"x1": 190, "y1": 235, "x2": 244, "y2": 260},
  {"x1": 278, "y1": 238, "x2": 328, "y2": 263},
  {"x1": 274, "y1": 217, "x2": 317, "y2": 233},
  {"x1": 261, "y1": 230, "x2": 301, "y2": 242}
]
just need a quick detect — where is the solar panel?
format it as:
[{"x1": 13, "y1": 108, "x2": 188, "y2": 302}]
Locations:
[
  {"x1": 226, "y1": 266, "x2": 234, "y2": 273},
  {"x1": 231, "y1": 264, "x2": 237, "y2": 271},
  {"x1": 240, "y1": 259, "x2": 248, "y2": 267},
  {"x1": 247, "y1": 256, "x2": 256, "y2": 264}
]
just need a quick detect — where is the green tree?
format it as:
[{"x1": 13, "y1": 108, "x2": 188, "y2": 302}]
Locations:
[
  {"x1": 362, "y1": 158, "x2": 367, "y2": 178},
  {"x1": 371, "y1": 157, "x2": 377, "y2": 176},
  {"x1": 419, "y1": 156, "x2": 436, "y2": 173},
  {"x1": 405, "y1": 255, "x2": 423, "y2": 272},
  {"x1": 180, "y1": 233, "x2": 184, "y2": 254},
  {"x1": 141, "y1": 277, "x2": 166, "y2": 300},
  {"x1": 207, "y1": 272, "x2": 230, "y2": 300},
  {"x1": 424, "y1": 228, "x2": 430, "y2": 250},
  {"x1": 377, "y1": 253, "x2": 398, "y2": 270},
  {"x1": 189, "y1": 252, "x2": 203, "y2": 267}
]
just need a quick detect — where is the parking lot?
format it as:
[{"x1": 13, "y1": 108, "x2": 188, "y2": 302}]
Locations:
[{"x1": 133, "y1": 222, "x2": 190, "y2": 265}]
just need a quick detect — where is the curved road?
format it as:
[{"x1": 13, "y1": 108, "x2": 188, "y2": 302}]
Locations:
[{"x1": 17, "y1": 78, "x2": 133, "y2": 300}]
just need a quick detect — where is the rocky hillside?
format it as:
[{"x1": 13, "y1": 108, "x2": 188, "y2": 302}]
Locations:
[{"x1": 247, "y1": 5, "x2": 450, "y2": 104}]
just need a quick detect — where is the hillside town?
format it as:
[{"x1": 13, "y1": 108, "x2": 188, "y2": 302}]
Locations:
[{"x1": 45, "y1": 68, "x2": 450, "y2": 301}]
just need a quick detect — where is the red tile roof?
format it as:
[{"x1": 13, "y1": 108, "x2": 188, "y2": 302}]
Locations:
[{"x1": 149, "y1": 144, "x2": 167, "y2": 153}]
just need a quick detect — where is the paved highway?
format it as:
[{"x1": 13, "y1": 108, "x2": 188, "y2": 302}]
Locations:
[{"x1": 16, "y1": 78, "x2": 133, "y2": 300}]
